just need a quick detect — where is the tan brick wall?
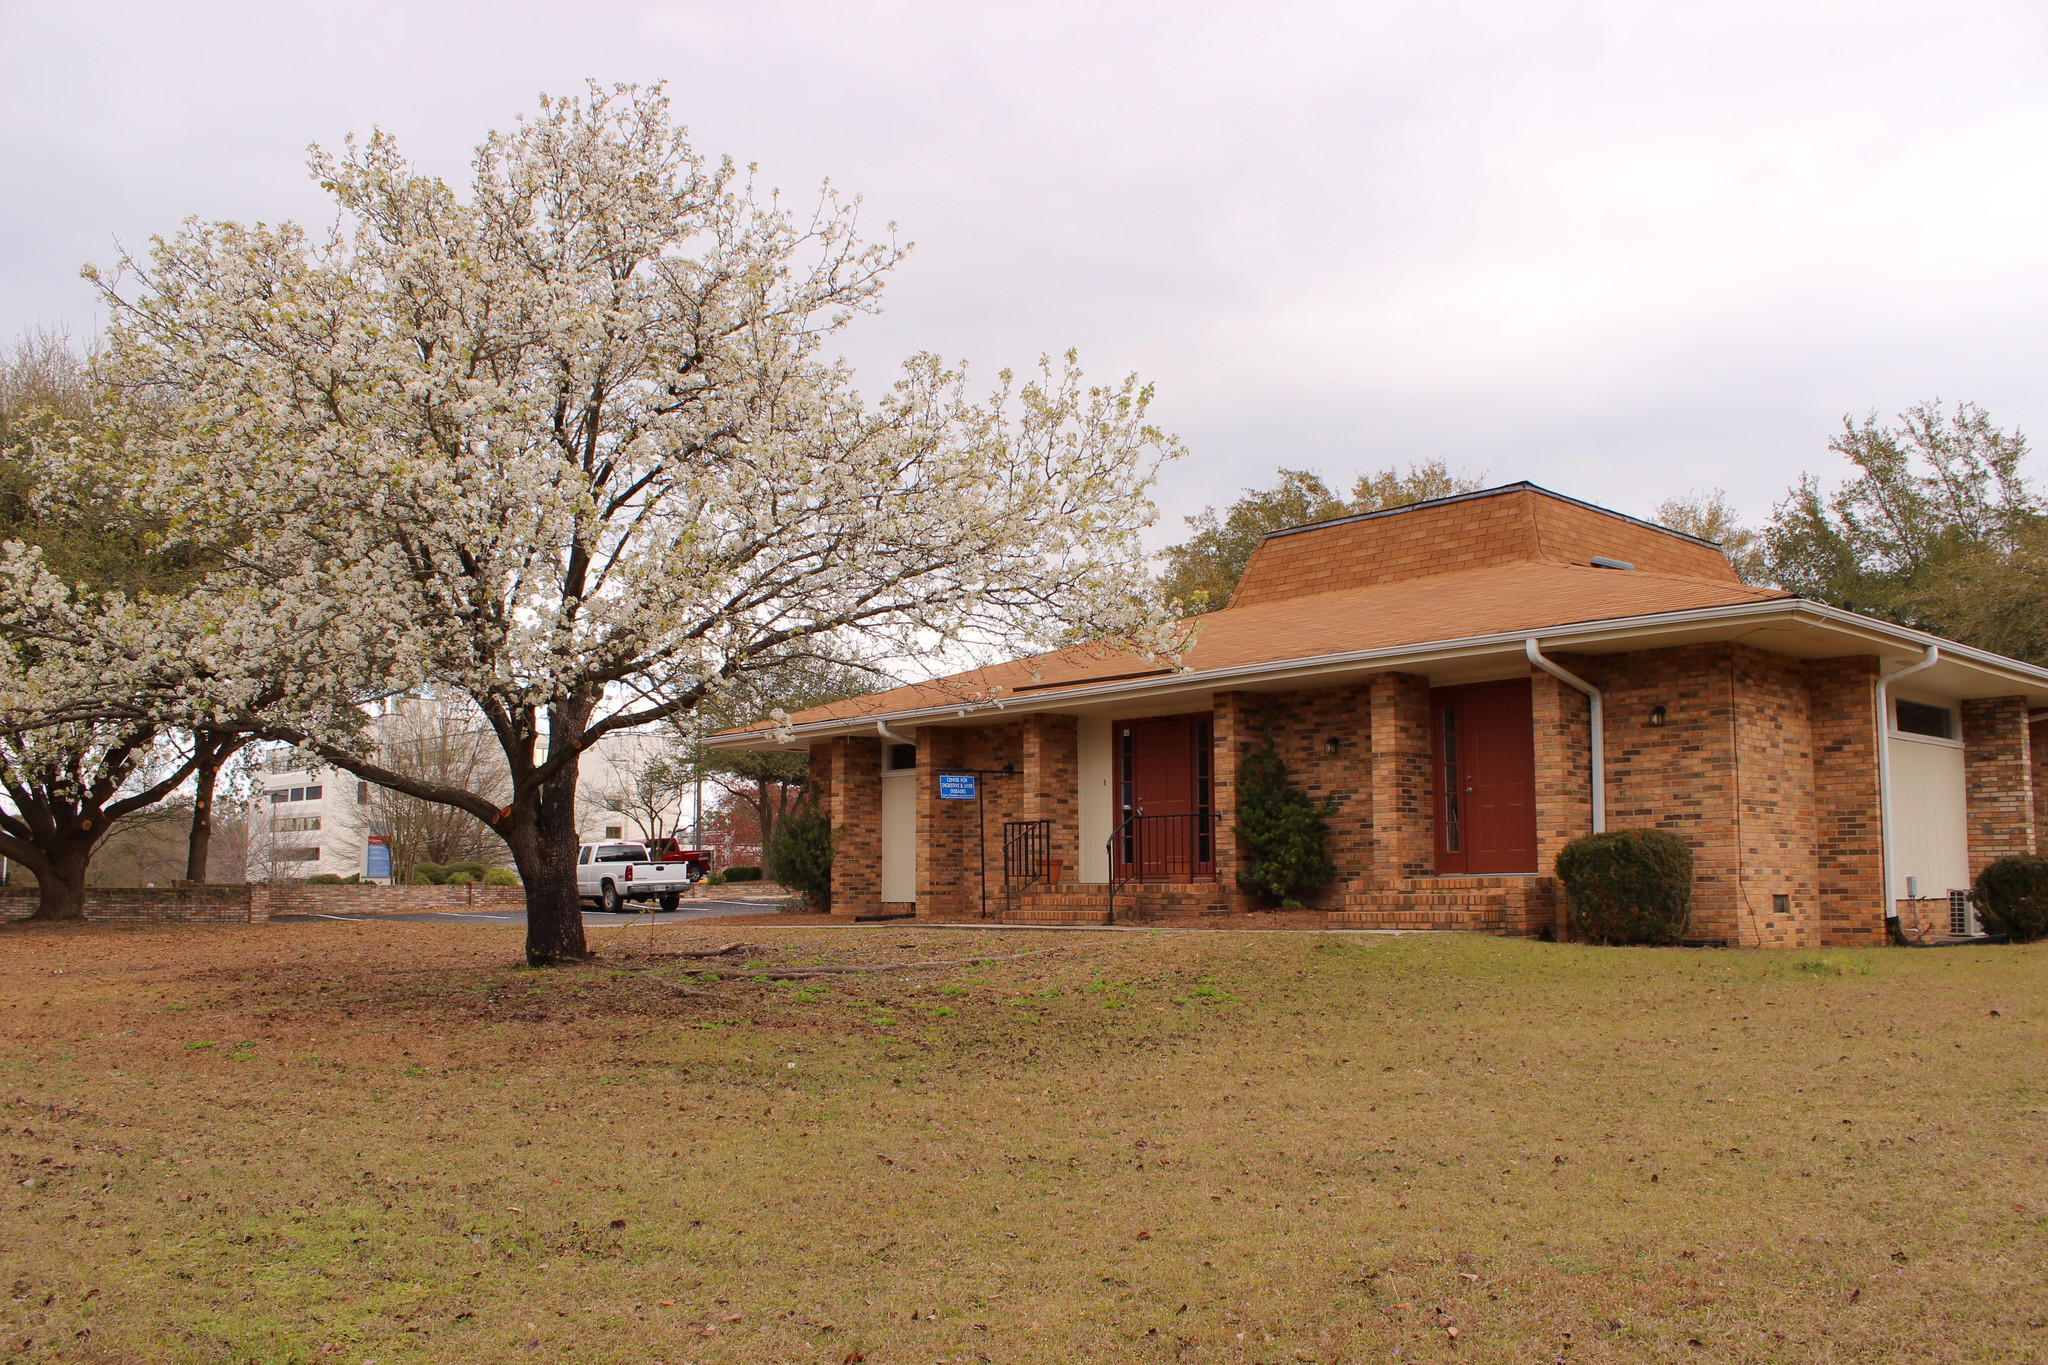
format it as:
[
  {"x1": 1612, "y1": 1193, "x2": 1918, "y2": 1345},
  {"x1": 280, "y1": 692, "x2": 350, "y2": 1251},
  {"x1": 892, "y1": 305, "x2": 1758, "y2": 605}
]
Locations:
[
  {"x1": 1218, "y1": 683, "x2": 1374, "y2": 907},
  {"x1": 1805, "y1": 656, "x2": 1883, "y2": 947},
  {"x1": 912, "y1": 722, "x2": 1032, "y2": 920},
  {"x1": 1021, "y1": 714, "x2": 1080, "y2": 882},
  {"x1": 0, "y1": 884, "x2": 270, "y2": 922},
  {"x1": 1961, "y1": 696, "x2": 2035, "y2": 878},
  {"x1": 1541, "y1": 644, "x2": 1882, "y2": 947},
  {"x1": 1367, "y1": 673, "x2": 1434, "y2": 880},
  {"x1": 1732, "y1": 647, "x2": 1821, "y2": 949},
  {"x1": 1531, "y1": 669, "x2": 1592, "y2": 935},
  {"x1": 1230, "y1": 487, "x2": 1737, "y2": 607},
  {"x1": 813, "y1": 735, "x2": 884, "y2": 918}
]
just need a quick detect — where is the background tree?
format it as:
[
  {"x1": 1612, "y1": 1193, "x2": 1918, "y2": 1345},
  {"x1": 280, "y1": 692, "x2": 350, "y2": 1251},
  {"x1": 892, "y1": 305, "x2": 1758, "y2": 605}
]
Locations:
[
  {"x1": 1762, "y1": 401, "x2": 2040, "y2": 641},
  {"x1": 587, "y1": 744, "x2": 693, "y2": 845},
  {"x1": 675, "y1": 657, "x2": 880, "y2": 854},
  {"x1": 83, "y1": 84, "x2": 1179, "y2": 964},
  {"x1": 1160, "y1": 460, "x2": 1484, "y2": 613},
  {"x1": 1652, "y1": 488, "x2": 1769, "y2": 583},
  {"x1": 332, "y1": 699, "x2": 512, "y2": 884},
  {"x1": 2, "y1": 333, "x2": 255, "y2": 892}
]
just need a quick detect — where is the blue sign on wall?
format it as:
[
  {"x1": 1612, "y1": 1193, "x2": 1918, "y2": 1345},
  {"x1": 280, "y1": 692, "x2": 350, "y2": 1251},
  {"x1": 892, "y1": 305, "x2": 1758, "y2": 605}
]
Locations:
[
  {"x1": 365, "y1": 837, "x2": 393, "y2": 880},
  {"x1": 938, "y1": 772, "x2": 978, "y2": 800}
]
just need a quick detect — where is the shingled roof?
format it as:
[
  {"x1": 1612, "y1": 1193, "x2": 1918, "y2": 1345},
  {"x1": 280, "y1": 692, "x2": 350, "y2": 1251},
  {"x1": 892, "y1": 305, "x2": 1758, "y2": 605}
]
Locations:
[{"x1": 727, "y1": 483, "x2": 1790, "y2": 735}]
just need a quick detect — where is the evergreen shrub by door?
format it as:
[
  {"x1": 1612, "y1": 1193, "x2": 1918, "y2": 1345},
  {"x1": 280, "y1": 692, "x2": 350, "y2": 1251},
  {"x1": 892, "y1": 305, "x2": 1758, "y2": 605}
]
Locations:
[
  {"x1": 1233, "y1": 740, "x2": 1338, "y2": 908},
  {"x1": 1969, "y1": 855, "x2": 2048, "y2": 942},
  {"x1": 1554, "y1": 828, "x2": 1693, "y2": 945}
]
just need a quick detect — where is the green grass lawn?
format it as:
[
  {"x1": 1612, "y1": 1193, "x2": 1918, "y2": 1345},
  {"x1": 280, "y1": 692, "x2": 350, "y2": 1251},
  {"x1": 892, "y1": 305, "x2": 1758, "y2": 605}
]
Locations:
[{"x1": 1, "y1": 920, "x2": 2042, "y2": 1364}]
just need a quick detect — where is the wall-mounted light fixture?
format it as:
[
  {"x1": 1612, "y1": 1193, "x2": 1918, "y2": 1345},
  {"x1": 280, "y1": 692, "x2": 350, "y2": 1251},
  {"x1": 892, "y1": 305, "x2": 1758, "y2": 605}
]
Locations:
[
  {"x1": 1649, "y1": 705, "x2": 1668, "y2": 728},
  {"x1": 1324, "y1": 736, "x2": 1341, "y2": 755}
]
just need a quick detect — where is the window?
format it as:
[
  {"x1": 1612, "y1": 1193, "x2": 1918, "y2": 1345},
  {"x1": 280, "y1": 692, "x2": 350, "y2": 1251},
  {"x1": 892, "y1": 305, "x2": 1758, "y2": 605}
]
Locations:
[
  {"x1": 604, "y1": 825, "x2": 623, "y2": 839},
  {"x1": 887, "y1": 743, "x2": 917, "y2": 770},
  {"x1": 304, "y1": 785, "x2": 323, "y2": 801},
  {"x1": 597, "y1": 844, "x2": 646, "y2": 863},
  {"x1": 274, "y1": 816, "x2": 322, "y2": 833},
  {"x1": 1895, "y1": 699, "x2": 1956, "y2": 740},
  {"x1": 357, "y1": 781, "x2": 370, "y2": 804},
  {"x1": 578, "y1": 847, "x2": 591, "y2": 865},
  {"x1": 269, "y1": 791, "x2": 288, "y2": 804},
  {"x1": 276, "y1": 847, "x2": 320, "y2": 862},
  {"x1": 1772, "y1": 893, "x2": 1789, "y2": 915},
  {"x1": 288, "y1": 787, "x2": 305, "y2": 802}
]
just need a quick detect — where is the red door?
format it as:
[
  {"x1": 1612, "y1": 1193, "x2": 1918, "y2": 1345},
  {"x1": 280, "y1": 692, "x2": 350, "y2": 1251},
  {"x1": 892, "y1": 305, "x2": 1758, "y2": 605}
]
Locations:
[
  {"x1": 1115, "y1": 714, "x2": 1214, "y2": 880},
  {"x1": 1431, "y1": 679, "x2": 1537, "y2": 875}
]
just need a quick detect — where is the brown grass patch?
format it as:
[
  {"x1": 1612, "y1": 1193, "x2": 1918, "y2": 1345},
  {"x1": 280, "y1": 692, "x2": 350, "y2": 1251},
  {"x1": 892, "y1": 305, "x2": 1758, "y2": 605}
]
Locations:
[{"x1": 0, "y1": 919, "x2": 2042, "y2": 1363}]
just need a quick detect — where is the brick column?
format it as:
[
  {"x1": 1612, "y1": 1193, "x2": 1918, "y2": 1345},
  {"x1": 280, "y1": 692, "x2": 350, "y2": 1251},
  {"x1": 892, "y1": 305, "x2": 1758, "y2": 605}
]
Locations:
[
  {"x1": 1805, "y1": 656, "x2": 1883, "y2": 947},
  {"x1": 1210, "y1": 691, "x2": 1261, "y2": 910},
  {"x1": 916, "y1": 728, "x2": 969, "y2": 918},
  {"x1": 1962, "y1": 696, "x2": 2035, "y2": 878},
  {"x1": 816, "y1": 735, "x2": 883, "y2": 918},
  {"x1": 1021, "y1": 714, "x2": 1079, "y2": 883},
  {"x1": 1530, "y1": 667, "x2": 1594, "y2": 881},
  {"x1": 1367, "y1": 672, "x2": 1434, "y2": 880}
]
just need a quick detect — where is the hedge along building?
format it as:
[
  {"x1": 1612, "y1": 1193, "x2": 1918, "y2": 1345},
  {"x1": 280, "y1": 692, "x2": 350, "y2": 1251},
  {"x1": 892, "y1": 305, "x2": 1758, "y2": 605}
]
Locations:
[{"x1": 704, "y1": 484, "x2": 2048, "y2": 944}]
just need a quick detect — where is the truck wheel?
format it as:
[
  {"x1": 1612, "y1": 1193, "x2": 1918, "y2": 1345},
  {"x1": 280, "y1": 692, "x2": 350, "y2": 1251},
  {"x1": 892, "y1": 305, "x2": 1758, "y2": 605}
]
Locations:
[
  {"x1": 658, "y1": 893, "x2": 680, "y2": 913},
  {"x1": 600, "y1": 882, "x2": 623, "y2": 915}
]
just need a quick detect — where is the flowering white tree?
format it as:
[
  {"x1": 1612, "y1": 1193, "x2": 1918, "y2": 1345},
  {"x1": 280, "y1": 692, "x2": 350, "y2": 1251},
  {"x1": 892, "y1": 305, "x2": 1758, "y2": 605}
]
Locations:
[
  {"x1": 79, "y1": 84, "x2": 1179, "y2": 963},
  {"x1": 0, "y1": 548, "x2": 204, "y2": 917}
]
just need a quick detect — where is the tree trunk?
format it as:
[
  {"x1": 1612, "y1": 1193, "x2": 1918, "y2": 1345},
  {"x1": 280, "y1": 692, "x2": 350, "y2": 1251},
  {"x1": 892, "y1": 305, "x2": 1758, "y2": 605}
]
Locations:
[
  {"x1": 25, "y1": 842, "x2": 91, "y2": 922},
  {"x1": 185, "y1": 745, "x2": 220, "y2": 883},
  {"x1": 509, "y1": 750, "x2": 589, "y2": 966}
]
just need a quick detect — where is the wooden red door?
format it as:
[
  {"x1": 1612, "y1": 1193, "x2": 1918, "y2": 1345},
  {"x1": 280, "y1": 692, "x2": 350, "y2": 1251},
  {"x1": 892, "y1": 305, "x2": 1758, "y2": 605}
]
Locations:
[
  {"x1": 1431, "y1": 679, "x2": 1537, "y2": 875},
  {"x1": 1115, "y1": 714, "x2": 1214, "y2": 880}
]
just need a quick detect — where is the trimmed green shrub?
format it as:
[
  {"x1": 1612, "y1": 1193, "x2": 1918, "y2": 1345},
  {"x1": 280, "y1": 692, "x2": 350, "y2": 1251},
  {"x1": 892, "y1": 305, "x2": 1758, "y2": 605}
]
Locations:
[
  {"x1": 443, "y1": 861, "x2": 486, "y2": 883},
  {"x1": 444, "y1": 871, "x2": 474, "y2": 886},
  {"x1": 703, "y1": 869, "x2": 728, "y2": 887},
  {"x1": 412, "y1": 862, "x2": 447, "y2": 885},
  {"x1": 305, "y1": 873, "x2": 346, "y2": 885},
  {"x1": 409, "y1": 870, "x2": 436, "y2": 885},
  {"x1": 764, "y1": 808, "x2": 832, "y2": 910},
  {"x1": 1554, "y1": 828, "x2": 1694, "y2": 945},
  {"x1": 722, "y1": 865, "x2": 763, "y2": 882},
  {"x1": 1970, "y1": 855, "x2": 2048, "y2": 942},
  {"x1": 482, "y1": 867, "x2": 520, "y2": 887},
  {"x1": 1233, "y1": 740, "x2": 1338, "y2": 909}
]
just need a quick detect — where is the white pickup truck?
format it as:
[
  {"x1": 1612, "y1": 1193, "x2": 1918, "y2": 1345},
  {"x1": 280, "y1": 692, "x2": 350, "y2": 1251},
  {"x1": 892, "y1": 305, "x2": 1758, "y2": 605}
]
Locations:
[{"x1": 575, "y1": 841, "x2": 695, "y2": 913}]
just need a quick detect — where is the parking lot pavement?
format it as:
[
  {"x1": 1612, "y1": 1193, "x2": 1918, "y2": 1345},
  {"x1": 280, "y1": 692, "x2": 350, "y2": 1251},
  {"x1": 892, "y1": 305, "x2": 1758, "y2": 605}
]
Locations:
[{"x1": 268, "y1": 900, "x2": 781, "y2": 925}]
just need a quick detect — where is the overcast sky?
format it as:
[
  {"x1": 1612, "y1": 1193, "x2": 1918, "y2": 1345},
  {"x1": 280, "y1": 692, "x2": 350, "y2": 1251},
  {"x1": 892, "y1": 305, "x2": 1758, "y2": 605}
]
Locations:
[{"x1": 6, "y1": 0, "x2": 2047, "y2": 541}]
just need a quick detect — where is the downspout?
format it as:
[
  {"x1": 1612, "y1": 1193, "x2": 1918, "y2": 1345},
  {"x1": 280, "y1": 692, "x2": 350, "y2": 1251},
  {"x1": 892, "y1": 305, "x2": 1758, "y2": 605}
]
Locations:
[
  {"x1": 875, "y1": 720, "x2": 916, "y2": 746},
  {"x1": 1877, "y1": 646, "x2": 1939, "y2": 945},
  {"x1": 1526, "y1": 638, "x2": 1604, "y2": 835}
]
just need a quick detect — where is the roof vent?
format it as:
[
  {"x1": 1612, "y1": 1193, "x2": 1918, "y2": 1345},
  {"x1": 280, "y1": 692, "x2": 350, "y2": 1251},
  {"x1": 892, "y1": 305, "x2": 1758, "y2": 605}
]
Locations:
[{"x1": 1590, "y1": 556, "x2": 1636, "y2": 571}]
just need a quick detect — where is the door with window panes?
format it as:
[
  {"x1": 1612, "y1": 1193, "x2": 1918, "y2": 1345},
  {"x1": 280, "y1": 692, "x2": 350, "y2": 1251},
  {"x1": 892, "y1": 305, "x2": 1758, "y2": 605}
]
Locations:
[
  {"x1": 1430, "y1": 679, "x2": 1537, "y2": 875},
  {"x1": 1112, "y1": 714, "x2": 1214, "y2": 880}
]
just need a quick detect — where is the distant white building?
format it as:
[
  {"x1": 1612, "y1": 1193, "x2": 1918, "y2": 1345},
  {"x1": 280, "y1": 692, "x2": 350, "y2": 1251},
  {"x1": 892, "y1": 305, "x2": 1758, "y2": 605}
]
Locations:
[{"x1": 250, "y1": 708, "x2": 691, "y2": 881}]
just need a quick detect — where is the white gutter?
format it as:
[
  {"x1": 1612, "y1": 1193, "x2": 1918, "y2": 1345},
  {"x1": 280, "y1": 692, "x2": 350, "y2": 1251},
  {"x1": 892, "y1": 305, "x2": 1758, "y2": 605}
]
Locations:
[
  {"x1": 1876, "y1": 645, "x2": 1940, "y2": 915},
  {"x1": 1525, "y1": 638, "x2": 1605, "y2": 834},
  {"x1": 875, "y1": 719, "x2": 916, "y2": 746}
]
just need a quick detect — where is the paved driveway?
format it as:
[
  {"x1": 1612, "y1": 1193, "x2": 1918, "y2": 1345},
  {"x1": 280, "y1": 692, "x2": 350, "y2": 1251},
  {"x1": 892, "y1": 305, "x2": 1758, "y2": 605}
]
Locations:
[{"x1": 269, "y1": 900, "x2": 779, "y2": 926}]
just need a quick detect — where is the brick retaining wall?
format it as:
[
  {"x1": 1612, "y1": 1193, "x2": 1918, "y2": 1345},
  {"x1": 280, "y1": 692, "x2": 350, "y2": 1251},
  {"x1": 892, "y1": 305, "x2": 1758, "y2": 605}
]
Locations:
[{"x1": 0, "y1": 884, "x2": 271, "y2": 923}]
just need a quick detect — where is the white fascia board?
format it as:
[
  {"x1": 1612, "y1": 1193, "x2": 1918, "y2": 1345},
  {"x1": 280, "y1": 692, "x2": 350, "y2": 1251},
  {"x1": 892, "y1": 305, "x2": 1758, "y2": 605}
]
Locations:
[{"x1": 704, "y1": 597, "x2": 2048, "y2": 749}]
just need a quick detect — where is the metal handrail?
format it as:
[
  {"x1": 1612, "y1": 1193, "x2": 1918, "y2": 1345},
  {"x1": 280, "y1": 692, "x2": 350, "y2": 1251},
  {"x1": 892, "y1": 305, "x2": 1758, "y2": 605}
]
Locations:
[
  {"x1": 1001, "y1": 819, "x2": 1053, "y2": 918},
  {"x1": 1106, "y1": 812, "x2": 1216, "y2": 924}
]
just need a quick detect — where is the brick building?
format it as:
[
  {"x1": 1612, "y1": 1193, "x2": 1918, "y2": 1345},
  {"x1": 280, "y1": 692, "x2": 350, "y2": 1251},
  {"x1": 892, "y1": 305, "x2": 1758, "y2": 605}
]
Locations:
[{"x1": 705, "y1": 484, "x2": 2048, "y2": 945}]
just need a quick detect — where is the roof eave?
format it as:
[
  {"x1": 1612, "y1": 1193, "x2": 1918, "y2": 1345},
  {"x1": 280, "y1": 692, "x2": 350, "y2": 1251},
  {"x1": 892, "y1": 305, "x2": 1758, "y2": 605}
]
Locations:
[{"x1": 703, "y1": 597, "x2": 2048, "y2": 749}]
